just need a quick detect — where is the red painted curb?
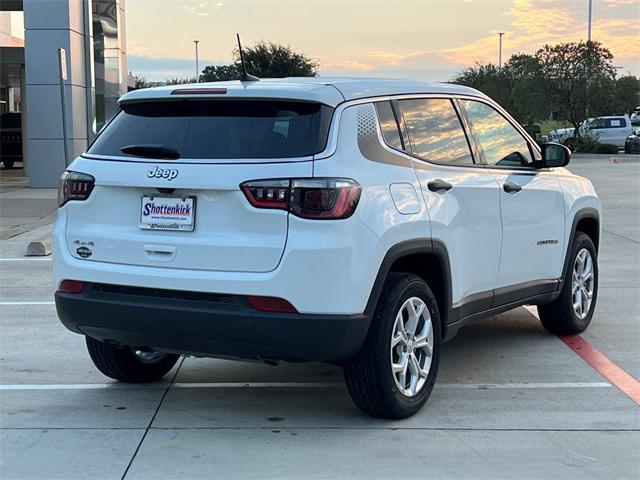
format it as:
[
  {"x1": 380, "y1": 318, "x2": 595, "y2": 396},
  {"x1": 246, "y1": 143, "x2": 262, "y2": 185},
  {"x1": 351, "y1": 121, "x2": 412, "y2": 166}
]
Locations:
[
  {"x1": 559, "y1": 335, "x2": 640, "y2": 406},
  {"x1": 524, "y1": 306, "x2": 640, "y2": 406}
]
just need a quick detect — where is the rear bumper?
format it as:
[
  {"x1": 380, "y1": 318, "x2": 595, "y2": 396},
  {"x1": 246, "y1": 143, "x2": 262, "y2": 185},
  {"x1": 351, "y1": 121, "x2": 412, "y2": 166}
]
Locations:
[{"x1": 55, "y1": 283, "x2": 370, "y2": 363}]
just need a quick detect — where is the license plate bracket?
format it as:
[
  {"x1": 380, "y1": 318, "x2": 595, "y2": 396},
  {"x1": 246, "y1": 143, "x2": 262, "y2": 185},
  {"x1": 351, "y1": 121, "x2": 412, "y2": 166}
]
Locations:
[{"x1": 139, "y1": 195, "x2": 196, "y2": 232}]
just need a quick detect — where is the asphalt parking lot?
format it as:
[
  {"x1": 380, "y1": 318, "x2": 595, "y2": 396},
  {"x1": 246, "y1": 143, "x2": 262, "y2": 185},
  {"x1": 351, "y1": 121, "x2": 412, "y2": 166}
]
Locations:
[{"x1": 1, "y1": 154, "x2": 638, "y2": 479}]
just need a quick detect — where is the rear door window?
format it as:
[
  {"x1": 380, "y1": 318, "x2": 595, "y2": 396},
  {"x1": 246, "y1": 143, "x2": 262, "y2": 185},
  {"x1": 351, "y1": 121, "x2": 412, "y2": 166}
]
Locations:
[
  {"x1": 398, "y1": 98, "x2": 475, "y2": 166},
  {"x1": 88, "y1": 100, "x2": 333, "y2": 160}
]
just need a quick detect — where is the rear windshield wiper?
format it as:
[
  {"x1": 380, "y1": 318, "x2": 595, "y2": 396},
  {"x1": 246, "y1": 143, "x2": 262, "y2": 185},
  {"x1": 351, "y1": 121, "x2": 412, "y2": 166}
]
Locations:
[{"x1": 121, "y1": 144, "x2": 180, "y2": 160}]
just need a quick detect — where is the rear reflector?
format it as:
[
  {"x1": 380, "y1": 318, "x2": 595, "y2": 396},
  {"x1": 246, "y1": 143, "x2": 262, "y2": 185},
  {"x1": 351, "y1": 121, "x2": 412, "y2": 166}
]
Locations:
[
  {"x1": 248, "y1": 295, "x2": 297, "y2": 313},
  {"x1": 171, "y1": 88, "x2": 227, "y2": 95},
  {"x1": 58, "y1": 280, "x2": 86, "y2": 294}
]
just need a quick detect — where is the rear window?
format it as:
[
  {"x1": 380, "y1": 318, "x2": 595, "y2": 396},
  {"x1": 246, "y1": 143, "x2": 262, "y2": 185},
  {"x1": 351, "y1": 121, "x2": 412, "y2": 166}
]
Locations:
[{"x1": 87, "y1": 100, "x2": 333, "y2": 159}]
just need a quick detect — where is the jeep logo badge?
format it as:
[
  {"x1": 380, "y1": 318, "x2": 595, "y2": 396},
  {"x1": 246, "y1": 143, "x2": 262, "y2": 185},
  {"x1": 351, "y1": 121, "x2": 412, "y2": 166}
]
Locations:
[{"x1": 147, "y1": 166, "x2": 178, "y2": 181}]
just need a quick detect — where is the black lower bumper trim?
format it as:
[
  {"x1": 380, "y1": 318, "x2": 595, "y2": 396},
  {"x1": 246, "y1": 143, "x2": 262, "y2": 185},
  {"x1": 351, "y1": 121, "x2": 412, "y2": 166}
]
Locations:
[{"x1": 55, "y1": 283, "x2": 370, "y2": 363}]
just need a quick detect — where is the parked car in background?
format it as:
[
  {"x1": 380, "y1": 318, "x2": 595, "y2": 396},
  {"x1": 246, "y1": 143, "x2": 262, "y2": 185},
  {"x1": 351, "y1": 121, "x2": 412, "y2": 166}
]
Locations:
[
  {"x1": 630, "y1": 107, "x2": 639, "y2": 125},
  {"x1": 548, "y1": 127, "x2": 575, "y2": 144},
  {"x1": 0, "y1": 112, "x2": 22, "y2": 169},
  {"x1": 625, "y1": 126, "x2": 640, "y2": 154},
  {"x1": 579, "y1": 115, "x2": 632, "y2": 149}
]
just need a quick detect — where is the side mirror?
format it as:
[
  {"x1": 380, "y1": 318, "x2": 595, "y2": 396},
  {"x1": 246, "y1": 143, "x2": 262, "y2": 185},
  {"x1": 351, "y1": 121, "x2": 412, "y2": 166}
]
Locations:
[{"x1": 540, "y1": 142, "x2": 571, "y2": 168}]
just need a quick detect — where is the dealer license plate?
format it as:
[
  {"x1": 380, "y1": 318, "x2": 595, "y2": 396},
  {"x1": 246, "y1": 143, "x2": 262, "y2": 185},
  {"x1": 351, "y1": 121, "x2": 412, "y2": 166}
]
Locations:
[{"x1": 139, "y1": 195, "x2": 196, "y2": 232}]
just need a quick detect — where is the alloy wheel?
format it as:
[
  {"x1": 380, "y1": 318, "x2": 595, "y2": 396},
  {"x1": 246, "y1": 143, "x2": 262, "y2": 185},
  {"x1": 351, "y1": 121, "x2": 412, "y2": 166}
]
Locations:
[
  {"x1": 572, "y1": 248, "x2": 595, "y2": 320},
  {"x1": 390, "y1": 297, "x2": 434, "y2": 397}
]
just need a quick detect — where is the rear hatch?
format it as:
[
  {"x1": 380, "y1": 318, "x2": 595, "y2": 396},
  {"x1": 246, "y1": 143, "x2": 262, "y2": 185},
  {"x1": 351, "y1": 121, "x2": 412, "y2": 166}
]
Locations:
[{"x1": 64, "y1": 99, "x2": 333, "y2": 273}]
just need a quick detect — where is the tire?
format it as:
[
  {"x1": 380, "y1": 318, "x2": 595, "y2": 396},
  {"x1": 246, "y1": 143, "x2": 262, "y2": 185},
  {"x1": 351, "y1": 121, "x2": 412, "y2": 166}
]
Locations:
[
  {"x1": 537, "y1": 232, "x2": 598, "y2": 335},
  {"x1": 344, "y1": 273, "x2": 441, "y2": 419},
  {"x1": 86, "y1": 336, "x2": 180, "y2": 383},
  {"x1": 2, "y1": 160, "x2": 14, "y2": 169},
  {"x1": 563, "y1": 138, "x2": 576, "y2": 152}
]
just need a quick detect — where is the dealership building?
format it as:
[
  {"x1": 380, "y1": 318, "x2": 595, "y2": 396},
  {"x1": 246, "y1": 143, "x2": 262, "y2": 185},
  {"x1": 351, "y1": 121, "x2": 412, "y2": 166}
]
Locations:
[{"x1": 0, "y1": 0, "x2": 128, "y2": 187}]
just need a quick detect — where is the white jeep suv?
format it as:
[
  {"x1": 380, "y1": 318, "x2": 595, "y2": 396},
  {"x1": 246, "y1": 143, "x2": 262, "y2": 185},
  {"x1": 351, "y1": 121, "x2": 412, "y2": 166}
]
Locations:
[{"x1": 54, "y1": 78, "x2": 601, "y2": 418}]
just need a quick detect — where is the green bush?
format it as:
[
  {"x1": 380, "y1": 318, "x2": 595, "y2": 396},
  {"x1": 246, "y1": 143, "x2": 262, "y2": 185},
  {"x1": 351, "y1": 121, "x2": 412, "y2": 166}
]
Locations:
[
  {"x1": 567, "y1": 136, "x2": 597, "y2": 152},
  {"x1": 570, "y1": 137, "x2": 618, "y2": 154},
  {"x1": 592, "y1": 143, "x2": 619, "y2": 154}
]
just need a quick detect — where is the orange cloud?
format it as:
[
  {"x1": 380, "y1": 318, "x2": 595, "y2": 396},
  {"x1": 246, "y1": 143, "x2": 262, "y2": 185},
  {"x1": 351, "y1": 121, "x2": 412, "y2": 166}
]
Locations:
[
  {"x1": 322, "y1": 59, "x2": 377, "y2": 72},
  {"x1": 321, "y1": 0, "x2": 638, "y2": 77},
  {"x1": 604, "y1": 0, "x2": 639, "y2": 5},
  {"x1": 429, "y1": 0, "x2": 636, "y2": 69}
]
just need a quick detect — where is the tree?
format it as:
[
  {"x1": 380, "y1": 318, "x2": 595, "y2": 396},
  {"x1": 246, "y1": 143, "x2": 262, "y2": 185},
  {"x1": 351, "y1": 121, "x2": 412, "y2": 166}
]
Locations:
[
  {"x1": 199, "y1": 41, "x2": 318, "y2": 82},
  {"x1": 454, "y1": 41, "x2": 629, "y2": 131},
  {"x1": 452, "y1": 54, "x2": 549, "y2": 125},
  {"x1": 536, "y1": 41, "x2": 617, "y2": 132},
  {"x1": 613, "y1": 75, "x2": 640, "y2": 115},
  {"x1": 453, "y1": 63, "x2": 511, "y2": 109},
  {"x1": 199, "y1": 65, "x2": 239, "y2": 82},
  {"x1": 131, "y1": 74, "x2": 149, "y2": 90},
  {"x1": 165, "y1": 77, "x2": 197, "y2": 85},
  {"x1": 502, "y1": 54, "x2": 550, "y2": 125}
]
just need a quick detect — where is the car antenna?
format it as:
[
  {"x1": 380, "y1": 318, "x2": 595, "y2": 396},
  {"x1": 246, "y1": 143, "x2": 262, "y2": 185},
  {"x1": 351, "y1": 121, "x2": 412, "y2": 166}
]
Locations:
[{"x1": 236, "y1": 33, "x2": 259, "y2": 82}]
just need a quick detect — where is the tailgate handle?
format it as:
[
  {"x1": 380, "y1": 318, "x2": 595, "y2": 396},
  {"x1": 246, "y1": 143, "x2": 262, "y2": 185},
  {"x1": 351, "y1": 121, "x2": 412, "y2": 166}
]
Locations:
[{"x1": 144, "y1": 244, "x2": 177, "y2": 262}]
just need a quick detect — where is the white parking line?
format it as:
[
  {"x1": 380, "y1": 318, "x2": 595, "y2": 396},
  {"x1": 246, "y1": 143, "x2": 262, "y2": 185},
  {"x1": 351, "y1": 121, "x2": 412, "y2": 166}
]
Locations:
[
  {"x1": 0, "y1": 301, "x2": 54, "y2": 305},
  {"x1": 0, "y1": 258, "x2": 52, "y2": 261},
  {"x1": 437, "y1": 382, "x2": 612, "y2": 389},
  {"x1": 0, "y1": 382, "x2": 612, "y2": 391},
  {"x1": 173, "y1": 382, "x2": 345, "y2": 388}
]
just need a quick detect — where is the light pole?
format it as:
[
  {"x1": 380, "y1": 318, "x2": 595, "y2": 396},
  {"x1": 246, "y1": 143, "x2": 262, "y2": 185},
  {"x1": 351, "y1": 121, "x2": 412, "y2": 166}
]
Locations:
[
  {"x1": 498, "y1": 32, "x2": 505, "y2": 68},
  {"x1": 194, "y1": 40, "x2": 200, "y2": 82},
  {"x1": 587, "y1": 0, "x2": 592, "y2": 42}
]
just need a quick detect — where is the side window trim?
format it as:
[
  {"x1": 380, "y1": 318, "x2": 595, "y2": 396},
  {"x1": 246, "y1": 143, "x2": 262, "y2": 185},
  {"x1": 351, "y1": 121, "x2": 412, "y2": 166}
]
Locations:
[
  {"x1": 392, "y1": 96, "x2": 483, "y2": 169},
  {"x1": 454, "y1": 97, "x2": 486, "y2": 166},
  {"x1": 451, "y1": 98, "x2": 480, "y2": 166},
  {"x1": 457, "y1": 97, "x2": 538, "y2": 171},
  {"x1": 390, "y1": 99, "x2": 411, "y2": 152}
]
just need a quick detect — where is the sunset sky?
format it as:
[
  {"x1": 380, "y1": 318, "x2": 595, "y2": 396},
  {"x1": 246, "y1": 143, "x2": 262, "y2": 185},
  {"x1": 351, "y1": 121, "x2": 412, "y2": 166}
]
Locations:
[{"x1": 126, "y1": 0, "x2": 640, "y2": 82}]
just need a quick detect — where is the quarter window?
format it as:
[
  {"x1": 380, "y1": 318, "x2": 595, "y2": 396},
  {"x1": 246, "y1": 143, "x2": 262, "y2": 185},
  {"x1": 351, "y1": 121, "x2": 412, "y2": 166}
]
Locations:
[
  {"x1": 375, "y1": 101, "x2": 403, "y2": 150},
  {"x1": 461, "y1": 100, "x2": 533, "y2": 168},
  {"x1": 398, "y1": 98, "x2": 474, "y2": 166}
]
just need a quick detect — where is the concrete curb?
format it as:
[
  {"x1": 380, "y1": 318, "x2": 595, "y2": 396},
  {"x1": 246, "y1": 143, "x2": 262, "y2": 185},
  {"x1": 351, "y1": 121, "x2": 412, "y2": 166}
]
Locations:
[{"x1": 26, "y1": 237, "x2": 52, "y2": 257}]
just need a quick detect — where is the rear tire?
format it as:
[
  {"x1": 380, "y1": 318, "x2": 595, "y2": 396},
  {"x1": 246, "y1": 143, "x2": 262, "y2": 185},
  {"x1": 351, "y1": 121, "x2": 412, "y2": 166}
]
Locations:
[
  {"x1": 537, "y1": 232, "x2": 598, "y2": 335},
  {"x1": 86, "y1": 337, "x2": 179, "y2": 383},
  {"x1": 1, "y1": 160, "x2": 14, "y2": 169},
  {"x1": 563, "y1": 137, "x2": 576, "y2": 152},
  {"x1": 344, "y1": 273, "x2": 441, "y2": 419}
]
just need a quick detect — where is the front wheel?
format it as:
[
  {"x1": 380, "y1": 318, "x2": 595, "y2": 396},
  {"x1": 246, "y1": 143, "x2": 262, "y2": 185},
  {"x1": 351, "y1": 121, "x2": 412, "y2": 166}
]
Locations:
[
  {"x1": 344, "y1": 273, "x2": 441, "y2": 419},
  {"x1": 86, "y1": 337, "x2": 180, "y2": 383},
  {"x1": 537, "y1": 232, "x2": 598, "y2": 335}
]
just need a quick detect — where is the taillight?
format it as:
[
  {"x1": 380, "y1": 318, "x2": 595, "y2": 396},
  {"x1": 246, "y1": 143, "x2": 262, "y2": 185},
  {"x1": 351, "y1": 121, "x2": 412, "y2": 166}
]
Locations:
[
  {"x1": 240, "y1": 180, "x2": 289, "y2": 210},
  {"x1": 240, "y1": 178, "x2": 361, "y2": 220},
  {"x1": 58, "y1": 171, "x2": 95, "y2": 207}
]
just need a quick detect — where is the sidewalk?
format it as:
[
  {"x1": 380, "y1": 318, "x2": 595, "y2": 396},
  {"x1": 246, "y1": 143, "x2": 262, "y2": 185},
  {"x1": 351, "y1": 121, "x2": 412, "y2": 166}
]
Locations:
[{"x1": 0, "y1": 169, "x2": 57, "y2": 242}]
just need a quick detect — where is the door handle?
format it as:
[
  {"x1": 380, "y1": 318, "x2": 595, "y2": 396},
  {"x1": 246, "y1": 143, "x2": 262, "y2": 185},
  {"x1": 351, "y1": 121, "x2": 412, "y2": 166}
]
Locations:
[
  {"x1": 503, "y1": 182, "x2": 522, "y2": 193},
  {"x1": 427, "y1": 179, "x2": 453, "y2": 192}
]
